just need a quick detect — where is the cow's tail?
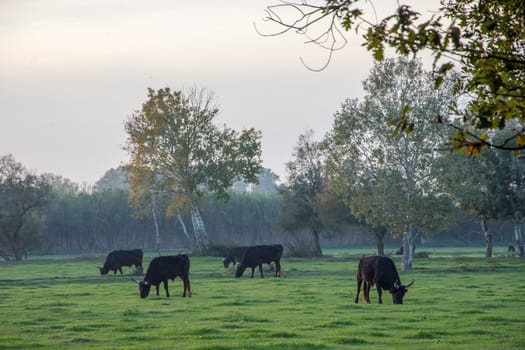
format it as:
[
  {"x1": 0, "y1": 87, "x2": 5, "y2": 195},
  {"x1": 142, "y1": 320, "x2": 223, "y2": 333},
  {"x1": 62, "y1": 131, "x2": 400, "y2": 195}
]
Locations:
[{"x1": 181, "y1": 254, "x2": 190, "y2": 275}]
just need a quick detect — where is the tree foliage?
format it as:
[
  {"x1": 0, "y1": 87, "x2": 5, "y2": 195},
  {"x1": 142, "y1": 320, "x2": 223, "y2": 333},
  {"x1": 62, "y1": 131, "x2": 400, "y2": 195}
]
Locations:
[
  {"x1": 442, "y1": 123, "x2": 525, "y2": 256},
  {"x1": 323, "y1": 58, "x2": 456, "y2": 269},
  {"x1": 94, "y1": 166, "x2": 129, "y2": 192},
  {"x1": 279, "y1": 130, "x2": 326, "y2": 257},
  {"x1": 39, "y1": 188, "x2": 287, "y2": 254},
  {"x1": 0, "y1": 154, "x2": 51, "y2": 260},
  {"x1": 232, "y1": 168, "x2": 280, "y2": 194},
  {"x1": 260, "y1": 0, "x2": 525, "y2": 154},
  {"x1": 123, "y1": 87, "x2": 262, "y2": 252}
]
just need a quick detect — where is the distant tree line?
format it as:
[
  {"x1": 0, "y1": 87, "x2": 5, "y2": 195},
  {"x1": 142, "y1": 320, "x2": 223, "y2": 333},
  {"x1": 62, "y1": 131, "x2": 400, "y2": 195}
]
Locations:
[
  {"x1": 36, "y1": 184, "x2": 365, "y2": 255},
  {"x1": 0, "y1": 153, "x2": 520, "y2": 261},
  {"x1": 2, "y1": 58, "x2": 524, "y2": 263}
]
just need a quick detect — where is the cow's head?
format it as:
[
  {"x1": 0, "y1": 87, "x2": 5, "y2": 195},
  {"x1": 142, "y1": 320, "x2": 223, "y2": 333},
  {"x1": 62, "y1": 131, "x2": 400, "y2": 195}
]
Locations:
[
  {"x1": 133, "y1": 279, "x2": 151, "y2": 298},
  {"x1": 222, "y1": 257, "x2": 231, "y2": 268},
  {"x1": 235, "y1": 265, "x2": 245, "y2": 278},
  {"x1": 391, "y1": 280, "x2": 414, "y2": 304},
  {"x1": 99, "y1": 266, "x2": 109, "y2": 275}
]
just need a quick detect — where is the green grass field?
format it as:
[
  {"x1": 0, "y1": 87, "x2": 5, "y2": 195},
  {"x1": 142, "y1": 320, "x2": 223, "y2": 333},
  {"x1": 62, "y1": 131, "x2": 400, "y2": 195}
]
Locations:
[{"x1": 1, "y1": 248, "x2": 524, "y2": 349}]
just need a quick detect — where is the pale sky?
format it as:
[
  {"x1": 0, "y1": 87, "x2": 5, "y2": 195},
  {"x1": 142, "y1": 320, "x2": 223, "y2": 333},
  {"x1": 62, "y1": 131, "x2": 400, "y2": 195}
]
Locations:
[{"x1": 1, "y1": 0, "x2": 438, "y2": 185}]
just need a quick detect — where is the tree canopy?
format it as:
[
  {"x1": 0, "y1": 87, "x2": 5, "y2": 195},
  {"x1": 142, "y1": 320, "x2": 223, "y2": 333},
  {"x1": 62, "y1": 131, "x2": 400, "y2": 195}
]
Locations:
[
  {"x1": 442, "y1": 123, "x2": 525, "y2": 256},
  {"x1": 124, "y1": 87, "x2": 262, "y2": 252},
  {"x1": 323, "y1": 58, "x2": 456, "y2": 269},
  {"x1": 260, "y1": 0, "x2": 525, "y2": 154},
  {"x1": 0, "y1": 154, "x2": 51, "y2": 260},
  {"x1": 279, "y1": 130, "x2": 325, "y2": 257},
  {"x1": 94, "y1": 166, "x2": 129, "y2": 192}
]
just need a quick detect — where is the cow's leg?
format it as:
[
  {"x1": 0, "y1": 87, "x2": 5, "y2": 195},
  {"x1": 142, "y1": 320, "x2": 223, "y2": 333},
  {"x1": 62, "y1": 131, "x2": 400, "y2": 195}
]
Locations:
[
  {"x1": 181, "y1": 277, "x2": 186, "y2": 297},
  {"x1": 119, "y1": 267, "x2": 123, "y2": 274},
  {"x1": 355, "y1": 278, "x2": 362, "y2": 303},
  {"x1": 377, "y1": 286, "x2": 383, "y2": 304},
  {"x1": 155, "y1": 284, "x2": 160, "y2": 296},
  {"x1": 258, "y1": 264, "x2": 264, "y2": 278},
  {"x1": 275, "y1": 260, "x2": 281, "y2": 277},
  {"x1": 184, "y1": 277, "x2": 192, "y2": 298},
  {"x1": 364, "y1": 282, "x2": 371, "y2": 303},
  {"x1": 163, "y1": 280, "x2": 170, "y2": 297},
  {"x1": 250, "y1": 267, "x2": 256, "y2": 278}
]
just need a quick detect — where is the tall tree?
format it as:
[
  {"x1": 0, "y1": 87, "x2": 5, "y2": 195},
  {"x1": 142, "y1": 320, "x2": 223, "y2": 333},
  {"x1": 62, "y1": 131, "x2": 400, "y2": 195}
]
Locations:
[
  {"x1": 443, "y1": 123, "x2": 525, "y2": 257},
  {"x1": 260, "y1": 0, "x2": 525, "y2": 154},
  {"x1": 124, "y1": 87, "x2": 262, "y2": 253},
  {"x1": 279, "y1": 130, "x2": 325, "y2": 257},
  {"x1": 323, "y1": 58, "x2": 456, "y2": 269},
  {"x1": 0, "y1": 155, "x2": 51, "y2": 260},
  {"x1": 94, "y1": 166, "x2": 130, "y2": 192}
]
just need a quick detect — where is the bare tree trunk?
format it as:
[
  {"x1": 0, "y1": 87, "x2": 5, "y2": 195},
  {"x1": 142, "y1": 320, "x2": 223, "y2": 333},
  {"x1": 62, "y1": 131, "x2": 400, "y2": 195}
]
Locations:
[
  {"x1": 410, "y1": 231, "x2": 418, "y2": 256},
  {"x1": 13, "y1": 241, "x2": 24, "y2": 261},
  {"x1": 190, "y1": 204, "x2": 210, "y2": 254},
  {"x1": 514, "y1": 219, "x2": 524, "y2": 257},
  {"x1": 374, "y1": 227, "x2": 387, "y2": 256},
  {"x1": 311, "y1": 229, "x2": 323, "y2": 257},
  {"x1": 176, "y1": 209, "x2": 192, "y2": 244},
  {"x1": 402, "y1": 224, "x2": 415, "y2": 270},
  {"x1": 481, "y1": 219, "x2": 493, "y2": 258},
  {"x1": 377, "y1": 238, "x2": 385, "y2": 256},
  {"x1": 151, "y1": 197, "x2": 160, "y2": 253}
]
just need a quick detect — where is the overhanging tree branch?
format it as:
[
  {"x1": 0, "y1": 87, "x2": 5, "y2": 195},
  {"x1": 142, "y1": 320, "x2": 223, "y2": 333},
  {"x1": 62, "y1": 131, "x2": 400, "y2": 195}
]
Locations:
[{"x1": 258, "y1": 0, "x2": 525, "y2": 155}]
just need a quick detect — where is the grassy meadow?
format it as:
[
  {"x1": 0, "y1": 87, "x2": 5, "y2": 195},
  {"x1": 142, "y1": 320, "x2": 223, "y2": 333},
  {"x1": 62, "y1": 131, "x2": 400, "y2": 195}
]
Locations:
[{"x1": 1, "y1": 247, "x2": 524, "y2": 349}]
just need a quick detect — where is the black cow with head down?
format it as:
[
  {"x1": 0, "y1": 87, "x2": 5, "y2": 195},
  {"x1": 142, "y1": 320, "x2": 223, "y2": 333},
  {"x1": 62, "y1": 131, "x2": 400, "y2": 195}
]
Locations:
[
  {"x1": 235, "y1": 244, "x2": 283, "y2": 278},
  {"x1": 135, "y1": 255, "x2": 191, "y2": 299},
  {"x1": 223, "y1": 246, "x2": 248, "y2": 268},
  {"x1": 99, "y1": 249, "x2": 143, "y2": 275},
  {"x1": 354, "y1": 255, "x2": 414, "y2": 304}
]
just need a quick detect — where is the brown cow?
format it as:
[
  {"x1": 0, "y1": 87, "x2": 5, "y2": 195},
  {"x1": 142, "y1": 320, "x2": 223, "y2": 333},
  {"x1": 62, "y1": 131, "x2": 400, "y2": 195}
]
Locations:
[{"x1": 354, "y1": 255, "x2": 413, "y2": 304}]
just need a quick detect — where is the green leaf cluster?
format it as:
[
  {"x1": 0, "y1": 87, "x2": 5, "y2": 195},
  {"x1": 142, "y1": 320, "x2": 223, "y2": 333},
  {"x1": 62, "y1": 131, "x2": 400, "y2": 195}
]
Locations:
[
  {"x1": 264, "y1": 0, "x2": 525, "y2": 154},
  {"x1": 123, "y1": 87, "x2": 262, "y2": 217},
  {"x1": 360, "y1": 0, "x2": 525, "y2": 154}
]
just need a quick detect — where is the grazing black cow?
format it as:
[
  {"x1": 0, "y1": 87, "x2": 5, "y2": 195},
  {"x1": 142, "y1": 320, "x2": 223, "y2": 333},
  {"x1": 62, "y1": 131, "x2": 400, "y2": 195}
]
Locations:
[
  {"x1": 99, "y1": 249, "x2": 143, "y2": 275},
  {"x1": 354, "y1": 255, "x2": 414, "y2": 304},
  {"x1": 235, "y1": 244, "x2": 283, "y2": 278},
  {"x1": 135, "y1": 255, "x2": 191, "y2": 299},
  {"x1": 223, "y1": 246, "x2": 248, "y2": 268}
]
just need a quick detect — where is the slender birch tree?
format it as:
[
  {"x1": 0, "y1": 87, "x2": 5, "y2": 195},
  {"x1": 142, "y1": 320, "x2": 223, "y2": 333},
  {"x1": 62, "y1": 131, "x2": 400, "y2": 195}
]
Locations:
[{"x1": 124, "y1": 87, "x2": 262, "y2": 254}]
